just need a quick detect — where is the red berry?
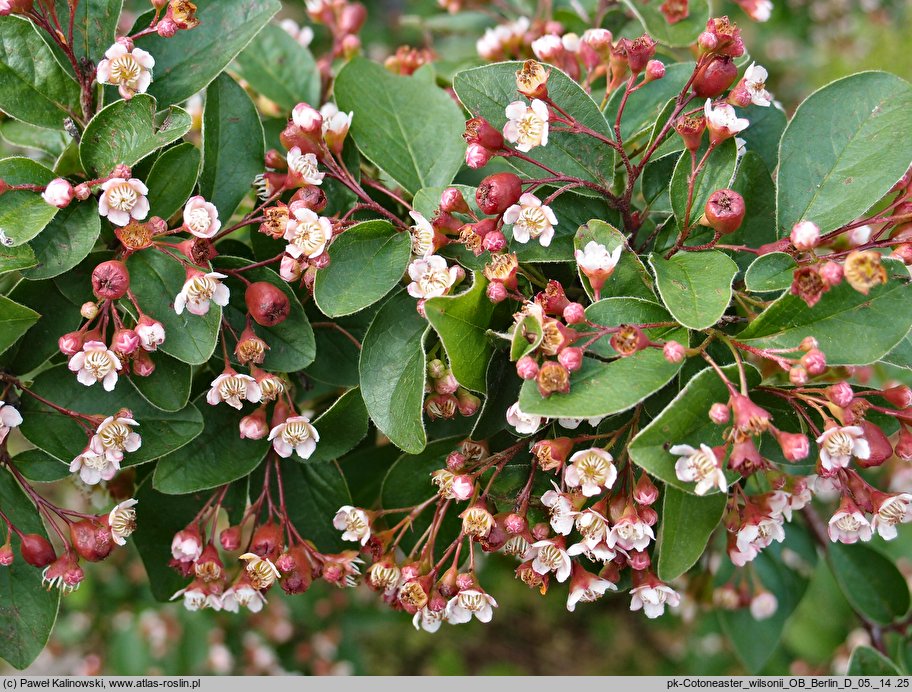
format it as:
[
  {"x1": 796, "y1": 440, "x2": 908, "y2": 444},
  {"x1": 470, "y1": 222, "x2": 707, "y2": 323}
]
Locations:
[
  {"x1": 20, "y1": 533, "x2": 56, "y2": 568},
  {"x1": 91, "y1": 260, "x2": 130, "y2": 300},
  {"x1": 245, "y1": 282, "x2": 291, "y2": 327},
  {"x1": 476, "y1": 173, "x2": 523, "y2": 215},
  {"x1": 704, "y1": 188, "x2": 745, "y2": 235},
  {"x1": 693, "y1": 56, "x2": 738, "y2": 98}
]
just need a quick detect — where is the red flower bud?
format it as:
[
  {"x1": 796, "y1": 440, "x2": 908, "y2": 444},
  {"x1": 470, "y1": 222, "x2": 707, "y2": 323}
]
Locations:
[
  {"x1": 481, "y1": 230, "x2": 507, "y2": 253},
  {"x1": 245, "y1": 282, "x2": 291, "y2": 327},
  {"x1": 663, "y1": 340, "x2": 686, "y2": 363},
  {"x1": 463, "y1": 117, "x2": 504, "y2": 150},
  {"x1": 704, "y1": 188, "x2": 745, "y2": 235},
  {"x1": 558, "y1": 346, "x2": 583, "y2": 372},
  {"x1": 250, "y1": 522, "x2": 283, "y2": 560},
  {"x1": 20, "y1": 533, "x2": 56, "y2": 568},
  {"x1": 486, "y1": 281, "x2": 508, "y2": 303},
  {"x1": 800, "y1": 348, "x2": 827, "y2": 376},
  {"x1": 895, "y1": 427, "x2": 912, "y2": 461},
  {"x1": 133, "y1": 350, "x2": 156, "y2": 377},
  {"x1": 563, "y1": 302, "x2": 586, "y2": 324},
  {"x1": 826, "y1": 382, "x2": 854, "y2": 408},
  {"x1": 516, "y1": 355, "x2": 540, "y2": 380},
  {"x1": 882, "y1": 385, "x2": 912, "y2": 409},
  {"x1": 91, "y1": 260, "x2": 130, "y2": 300},
  {"x1": 634, "y1": 474, "x2": 660, "y2": 505},
  {"x1": 856, "y1": 420, "x2": 893, "y2": 468},
  {"x1": 709, "y1": 402, "x2": 730, "y2": 424},
  {"x1": 58, "y1": 331, "x2": 84, "y2": 356},
  {"x1": 219, "y1": 526, "x2": 242, "y2": 551},
  {"x1": 440, "y1": 187, "x2": 469, "y2": 214},
  {"x1": 775, "y1": 429, "x2": 810, "y2": 462}
]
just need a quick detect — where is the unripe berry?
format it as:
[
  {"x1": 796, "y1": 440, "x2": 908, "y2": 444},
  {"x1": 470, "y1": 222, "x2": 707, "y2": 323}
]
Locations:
[
  {"x1": 91, "y1": 260, "x2": 130, "y2": 300},
  {"x1": 245, "y1": 282, "x2": 290, "y2": 327},
  {"x1": 693, "y1": 56, "x2": 738, "y2": 98},
  {"x1": 440, "y1": 187, "x2": 469, "y2": 214},
  {"x1": 558, "y1": 346, "x2": 583, "y2": 372},
  {"x1": 69, "y1": 519, "x2": 114, "y2": 562},
  {"x1": 704, "y1": 188, "x2": 745, "y2": 235},
  {"x1": 463, "y1": 118, "x2": 504, "y2": 150},
  {"x1": 563, "y1": 302, "x2": 586, "y2": 324},
  {"x1": 20, "y1": 533, "x2": 56, "y2": 568},
  {"x1": 856, "y1": 420, "x2": 893, "y2": 468},
  {"x1": 516, "y1": 356, "x2": 539, "y2": 380}
]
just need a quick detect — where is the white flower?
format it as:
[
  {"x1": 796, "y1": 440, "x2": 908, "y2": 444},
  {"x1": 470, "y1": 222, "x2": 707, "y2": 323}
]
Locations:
[
  {"x1": 206, "y1": 372, "x2": 262, "y2": 409},
  {"x1": 750, "y1": 591, "x2": 778, "y2": 620},
  {"x1": 745, "y1": 0, "x2": 773, "y2": 21},
  {"x1": 736, "y1": 516, "x2": 785, "y2": 555},
  {"x1": 96, "y1": 43, "x2": 154, "y2": 100},
  {"x1": 406, "y1": 255, "x2": 459, "y2": 299},
  {"x1": 108, "y1": 498, "x2": 138, "y2": 546},
  {"x1": 540, "y1": 484, "x2": 575, "y2": 536},
  {"x1": 704, "y1": 99, "x2": 749, "y2": 139},
  {"x1": 268, "y1": 415, "x2": 319, "y2": 460},
  {"x1": 503, "y1": 99, "x2": 549, "y2": 152},
  {"x1": 567, "y1": 510, "x2": 615, "y2": 563},
  {"x1": 531, "y1": 538, "x2": 571, "y2": 582},
  {"x1": 69, "y1": 448, "x2": 119, "y2": 485},
  {"x1": 333, "y1": 506, "x2": 371, "y2": 545},
  {"x1": 91, "y1": 414, "x2": 141, "y2": 462},
  {"x1": 408, "y1": 211, "x2": 435, "y2": 257},
  {"x1": 413, "y1": 607, "x2": 445, "y2": 633},
  {"x1": 816, "y1": 426, "x2": 869, "y2": 471},
  {"x1": 446, "y1": 589, "x2": 498, "y2": 624},
  {"x1": 280, "y1": 19, "x2": 314, "y2": 47},
  {"x1": 286, "y1": 147, "x2": 325, "y2": 186},
  {"x1": 729, "y1": 541, "x2": 759, "y2": 566},
  {"x1": 238, "y1": 553, "x2": 281, "y2": 589},
  {"x1": 221, "y1": 584, "x2": 267, "y2": 613},
  {"x1": 0, "y1": 401, "x2": 22, "y2": 443},
  {"x1": 531, "y1": 34, "x2": 563, "y2": 61},
  {"x1": 68, "y1": 340, "x2": 122, "y2": 391},
  {"x1": 135, "y1": 318, "x2": 165, "y2": 351},
  {"x1": 630, "y1": 582, "x2": 681, "y2": 619},
  {"x1": 567, "y1": 569, "x2": 616, "y2": 612},
  {"x1": 98, "y1": 177, "x2": 150, "y2": 226},
  {"x1": 743, "y1": 63, "x2": 772, "y2": 107},
  {"x1": 564, "y1": 448, "x2": 617, "y2": 497},
  {"x1": 790, "y1": 220, "x2": 820, "y2": 251},
  {"x1": 506, "y1": 401, "x2": 543, "y2": 434},
  {"x1": 872, "y1": 493, "x2": 912, "y2": 541},
  {"x1": 607, "y1": 514, "x2": 654, "y2": 552},
  {"x1": 828, "y1": 506, "x2": 873, "y2": 544},
  {"x1": 575, "y1": 241, "x2": 622, "y2": 280},
  {"x1": 503, "y1": 193, "x2": 558, "y2": 247},
  {"x1": 320, "y1": 103, "x2": 353, "y2": 148},
  {"x1": 174, "y1": 272, "x2": 230, "y2": 316},
  {"x1": 182, "y1": 196, "x2": 221, "y2": 238},
  {"x1": 283, "y1": 207, "x2": 332, "y2": 259},
  {"x1": 171, "y1": 531, "x2": 203, "y2": 563},
  {"x1": 171, "y1": 585, "x2": 210, "y2": 611},
  {"x1": 670, "y1": 443, "x2": 727, "y2": 495}
]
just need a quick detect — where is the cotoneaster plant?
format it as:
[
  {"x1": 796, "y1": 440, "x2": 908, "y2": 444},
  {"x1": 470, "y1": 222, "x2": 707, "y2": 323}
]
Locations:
[{"x1": 0, "y1": 0, "x2": 910, "y2": 675}]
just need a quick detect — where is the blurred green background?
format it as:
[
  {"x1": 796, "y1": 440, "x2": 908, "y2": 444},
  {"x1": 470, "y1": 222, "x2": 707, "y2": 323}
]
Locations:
[{"x1": 2, "y1": 0, "x2": 912, "y2": 676}]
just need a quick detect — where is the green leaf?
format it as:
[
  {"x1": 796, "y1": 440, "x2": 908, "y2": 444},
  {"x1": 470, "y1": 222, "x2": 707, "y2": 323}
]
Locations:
[
  {"x1": 454, "y1": 61, "x2": 615, "y2": 192},
  {"x1": 0, "y1": 157, "x2": 58, "y2": 246},
  {"x1": 199, "y1": 72, "x2": 264, "y2": 222},
  {"x1": 0, "y1": 15, "x2": 80, "y2": 129},
  {"x1": 736, "y1": 259, "x2": 912, "y2": 366},
  {"x1": 135, "y1": 0, "x2": 280, "y2": 107},
  {"x1": 0, "y1": 294, "x2": 39, "y2": 355},
  {"x1": 472, "y1": 354, "x2": 522, "y2": 440},
  {"x1": 127, "y1": 352, "x2": 192, "y2": 412},
  {"x1": 726, "y1": 152, "x2": 778, "y2": 267},
  {"x1": 656, "y1": 486, "x2": 726, "y2": 581},
  {"x1": 744, "y1": 252, "x2": 797, "y2": 293},
  {"x1": 306, "y1": 389, "x2": 370, "y2": 463},
  {"x1": 80, "y1": 94, "x2": 192, "y2": 176},
  {"x1": 233, "y1": 22, "x2": 320, "y2": 110},
  {"x1": 126, "y1": 249, "x2": 221, "y2": 365},
  {"x1": 153, "y1": 394, "x2": 270, "y2": 494},
  {"x1": 777, "y1": 72, "x2": 912, "y2": 234},
  {"x1": 649, "y1": 250, "x2": 737, "y2": 330},
  {"x1": 19, "y1": 365, "x2": 204, "y2": 466},
  {"x1": 575, "y1": 219, "x2": 655, "y2": 301},
  {"x1": 629, "y1": 364, "x2": 761, "y2": 491},
  {"x1": 313, "y1": 220, "x2": 411, "y2": 318},
  {"x1": 304, "y1": 312, "x2": 372, "y2": 387},
  {"x1": 12, "y1": 449, "x2": 70, "y2": 483},
  {"x1": 4, "y1": 279, "x2": 80, "y2": 373},
  {"x1": 846, "y1": 646, "x2": 903, "y2": 676},
  {"x1": 215, "y1": 256, "x2": 315, "y2": 371},
  {"x1": 737, "y1": 104, "x2": 787, "y2": 173},
  {"x1": 0, "y1": 244, "x2": 37, "y2": 275},
  {"x1": 145, "y1": 142, "x2": 201, "y2": 220},
  {"x1": 828, "y1": 543, "x2": 910, "y2": 625},
  {"x1": 277, "y1": 460, "x2": 351, "y2": 552},
  {"x1": 424, "y1": 273, "x2": 495, "y2": 393},
  {"x1": 0, "y1": 470, "x2": 59, "y2": 669},
  {"x1": 518, "y1": 298, "x2": 687, "y2": 418},
  {"x1": 510, "y1": 310, "x2": 544, "y2": 362},
  {"x1": 882, "y1": 335, "x2": 912, "y2": 371},
  {"x1": 23, "y1": 201, "x2": 101, "y2": 280},
  {"x1": 670, "y1": 138, "x2": 738, "y2": 226},
  {"x1": 0, "y1": 120, "x2": 69, "y2": 156},
  {"x1": 54, "y1": 0, "x2": 123, "y2": 70},
  {"x1": 622, "y1": 0, "x2": 710, "y2": 47},
  {"x1": 605, "y1": 63, "x2": 694, "y2": 143},
  {"x1": 359, "y1": 290, "x2": 428, "y2": 454},
  {"x1": 335, "y1": 57, "x2": 465, "y2": 195}
]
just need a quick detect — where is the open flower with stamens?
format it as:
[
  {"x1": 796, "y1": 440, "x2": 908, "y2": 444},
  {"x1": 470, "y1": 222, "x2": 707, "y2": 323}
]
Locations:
[
  {"x1": 90, "y1": 414, "x2": 141, "y2": 462},
  {"x1": 42, "y1": 553, "x2": 84, "y2": 595},
  {"x1": 827, "y1": 496, "x2": 873, "y2": 544},
  {"x1": 630, "y1": 575, "x2": 681, "y2": 619},
  {"x1": 575, "y1": 241, "x2": 622, "y2": 297},
  {"x1": 567, "y1": 509, "x2": 615, "y2": 563},
  {"x1": 135, "y1": 316, "x2": 165, "y2": 351},
  {"x1": 704, "y1": 99, "x2": 749, "y2": 144},
  {"x1": 206, "y1": 371, "x2": 262, "y2": 409},
  {"x1": 446, "y1": 589, "x2": 498, "y2": 624},
  {"x1": 221, "y1": 577, "x2": 267, "y2": 614},
  {"x1": 567, "y1": 563, "x2": 617, "y2": 612},
  {"x1": 531, "y1": 537, "x2": 572, "y2": 583},
  {"x1": 68, "y1": 341, "x2": 122, "y2": 391},
  {"x1": 506, "y1": 401, "x2": 544, "y2": 434},
  {"x1": 98, "y1": 178, "x2": 150, "y2": 227},
  {"x1": 871, "y1": 492, "x2": 912, "y2": 540},
  {"x1": 238, "y1": 552, "x2": 281, "y2": 589},
  {"x1": 69, "y1": 448, "x2": 118, "y2": 486},
  {"x1": 735, "y1": 512, "x2": 784, "y2": 556},
  {"x1": 320, "y1": 103, "x2": 353, "y2": 152},
  {"x1": 670, "y1": 443, "x2": 727, "y2": 495},
  {"x1": 503, "y1": 193, "x2": 558, "y2": 247},
  {"x1": 268, "y1": 415, "x2": 319, "y2": 460},
  {"x1": 461, "y1": 504, "x2": 495, "y2": 538},
  {"x1": 284, "y1": 207, "x2": 332, "y2": 259},
  {"x1": 406, "y1": 255, "x2": 460, "y2": 299},
  {"x1": 174, "y1": 271, "x2": 229, "y2": 316},
  {"x1": 413, "y1": 606, "x2": 446, "y2": 633},
  {"x1": 0, "y1": 401, "x2": 22, "y2": 443},
  {"x1": 170, "y1": 580, "x2": 221, "y2": 611},
  {"x1": 96, "y1": 43, "x2": 154, "y2": 100},
  {"x1": 108, "y1": 498, "x2": 138, "y2": 546},
  {"x1": 503, "y1": 99, "x2": 549, "y2": 152},
  {"x1": 565, "y1": 448, "x2": 618, "y2": 497},
  {"x1": 408, "y1": 211, "x2": 436, "y2": 257},
  {"x1": 816, "y1": 425, "x2": 869, "y2": 472},
  {"x1": 607, "y1": 506, "x2": 654, "y2": 552},
  {"x1": 286, "y1": 147, "x2": 325, "y2": 186},
  {"x1": 540, "y1": 484, "x2": 575, "y2": 535},
  {"x1": 333, "y1": 506, "x2": 372, "y2": 545},
  {"x1": 182, "y1": 196, "x2": 221, "y2": 238},
  {"x1": 742, "y1": 63, "x2": 772, "y2": 106}
]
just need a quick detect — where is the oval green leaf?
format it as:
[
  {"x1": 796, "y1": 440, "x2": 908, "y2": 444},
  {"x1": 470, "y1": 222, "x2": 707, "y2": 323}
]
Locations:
[{"x1": 650, "y1": 250, "x2": 738, "y2": 330}]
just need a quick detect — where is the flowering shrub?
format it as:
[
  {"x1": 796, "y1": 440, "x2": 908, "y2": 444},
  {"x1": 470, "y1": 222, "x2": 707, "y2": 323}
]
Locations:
[{"x1": 0, "y1": 0, "x2": 911, "y2": 675}]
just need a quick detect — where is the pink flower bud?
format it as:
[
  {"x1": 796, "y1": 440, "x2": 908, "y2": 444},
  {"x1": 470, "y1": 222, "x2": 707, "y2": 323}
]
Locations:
[
  {"x1": 239, "y1": 409, "x2": 269, "y2": 440},
  {"x1": 112, "y1": 328, "x2": 140, "y2": 355},
  {"x1": 41, "y1": 178, "x2": 74, "y2": 208},
  {"x1": 132, "y1": 350, "x2": 156, "y2": 377},
  {"x1": 456, "y1": 389, "x2": 480, "y2": 417},
  {"x1": 156, "y1": 17, "x2": 178, "y2": 36},
  {"x1": 790, "y1": 221, "x2": 820, "y2": 251},
  {"x1": 452, "y1": 475, "x2": 475, "y2": 501},
  {"x1": 558, "y1": 347, "x2": 583, "y2": 372},
  {"x1": 292, "y1": 103, "x2": 323, "y2": 133},
  {"x1": 819, "y1": 261, "x2": 844, "y2": 286},
  {"x1": 440, "y1": 187, "x2": 469, "y2": 214},
  {"x1": 634, "y1": 474, "x2": 659, "y2": 505},
  {"x1": 504, "y1": 513, "x2": 528, "y2": 534},
  {"x1": 58, "y1": 331, "x2": 84, "y2": 356},
  {"x1": 482, "y1": 230, "x2": 507, "y2": 253},
  {"x1": 639, "y1": 506, "x2": 658, "y2": 526},
  {"x1": 446, "y1": 451, "x2": 466, "y2": 471},
  {"x1": 280, "y1": 255, "x2": 304, "y2": 282},
  {"x1": 516, "y1": 355, "x2": 540, "y2": 380},
  {"x1": 800, "y1": 348, "x2": 827, "y2": 376},
  {"x1": 465, "y1": 143, "x2": 494, "y2": 169},
  {"x1": 799, "y1": 336, "x2": 818, "y2": 351},
  {"x1": 789, "y1": 365, "x2": 808, "y2": 385},
  {"x1": 775, "y1": 430, "x2": 810, "y2": 462},
  {"x1": 895, "y1": 427, "x2": 912, "y2": 461},
  {"x1": 644, "y1": 60, "x2": 665, "y2": 82},
  {"x1": 486, "y1": 280, "x2": 508, "y2": 303},
  {"x1": 220, "y1": 526, "x2": 241, "y2": 552},
  {"x1": 709, "y1": 402, "x2": 730, "y2": 424},
  {"x1": 698, "y1": 31, "x2": 718, "y2": 52},
  {"x1": 73, "y1": 183, "x2": 91, "y2": 201},
  {"x1": 563, "y1": 302, "x2": 586, "y2": 324},
  {"x1": 80, "y1": 302, "x2": 99, "y2": 320},
  {"x1": 628, "y1": 549, "x2": 651, "y2": 570},
  {"x1": 0, "y1": 543, "x2": 12, "y2": 565},
  {"x1": 111, "y1": 163, "x2": 132, "y2": 179},
  {"x1": 663, "y1": 340, "x2": 686, "y2": 363},
  {"x1": 531, "y1": 522, "x2": 550, "y2": 541},
  {"x1": 826, "y1": 382, "x2": 854, "y2": 408},
  {"x1": 882, "y1": 385, "x2": 912, "y2": 409}
]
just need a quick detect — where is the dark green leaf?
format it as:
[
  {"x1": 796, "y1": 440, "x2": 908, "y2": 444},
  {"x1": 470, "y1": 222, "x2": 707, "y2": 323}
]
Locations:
[
  {"x1": 829, "y1": 542, "x2": 910, "y2": 625},
  {"x1": 0, "y1": 157, "x2": 58, "y2": 246},
  {"x1": 744, "y1": 252, "x2": 797, "y2": 293},
  {"x1": 0, "y1": 294, "x2": 39, "y2": 355},
  {"x1": 145, "y1": 142, "x2": 201, "y2": 220},
  {"x1": 0, "y1": 120, "x2": 69, "y2": 156},
  {"x1": 606, "y1": 63, "x2": 695, "y2": 143},
  {"x1": 657, "y1": 486, "x2": 726, "y2": 581},
  {"x1": 12, "y1": 448, "x2": 70, "y2": 483},
  {"x1": 4, "y1": 279, "x2": 80, "y2": 373},
  {"x1": 306, "y1": 389, "x2": 369, "y2": 463},
  {"x1": 622, "y1": 0, "x2": 710, "y2": 47},
  {"x1": 23, "y1": 201, "x2": 100, "y2": 280},
  {"x1": 54, "y1": 0, "x2": 122, "y2": 70},
  {"x1": 127, "y1": 352, "x2": 192, "y2": 412},
  {"x1": 650, "y1": 250, "x2": 737, "y2": 330},
  {"x1": 472, "y1": 355, "x2": 522, "y2": 440},
  {"x1": 737, "y1": 104, "x2": 787, "y2": 173},
  {"x1": 233, "y1": 23, "x2": 320, "y2": 110},
  {"x1": 279, "y1": 460, "x2": 352, "y2": 552},
  {"x1": 846, "y1": 646, "x2": 903, "y2": 676},
  {"x1": 0, "y1": 244, "x2": 37, "y2": 275}
]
